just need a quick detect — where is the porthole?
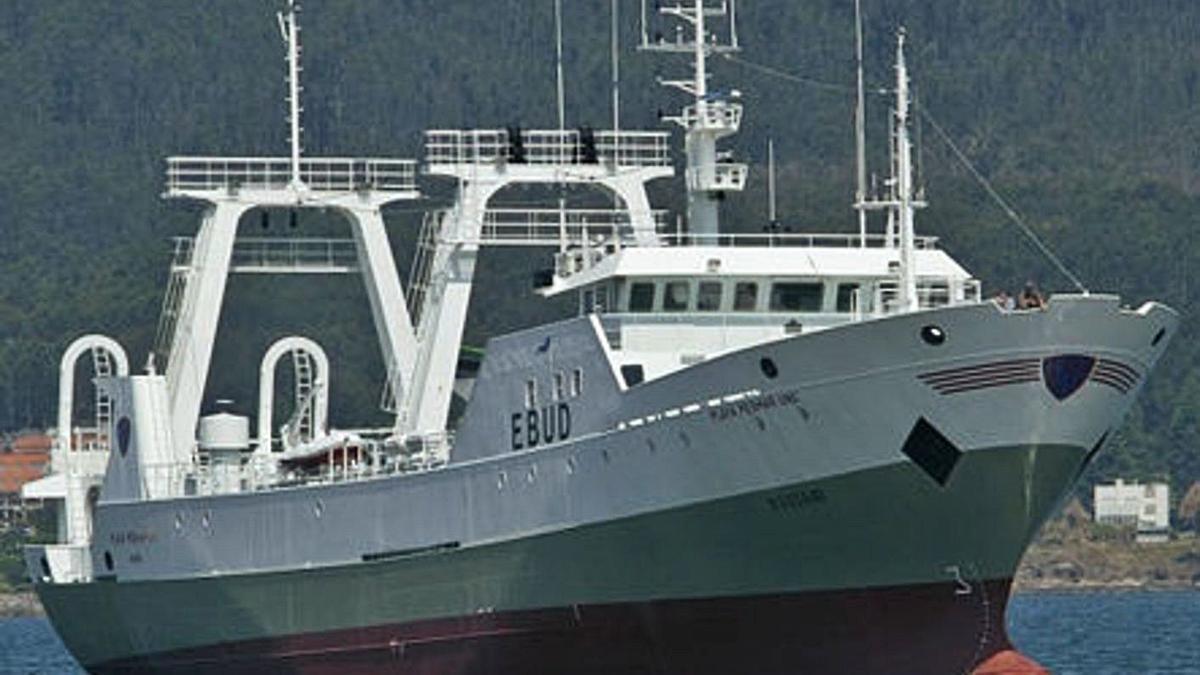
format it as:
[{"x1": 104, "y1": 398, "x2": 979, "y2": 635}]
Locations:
[
  {"x1": 920, "y1": 325, "x2": 947, "y2": 346},
  {"x1": 760, "y1": 357, "x2": 779, "y2": 379},
  {"x1": 526, "y1": 465, "x2": 537, "y2": 484},
  {"x1": 104, "y1": 551, "x2": 114, "y2": 572},
  {"x1": 602, "y1": 449, "x2": 611, "y2": 464},
  {"x1": 647, "y1": 439, "x2": 657, "y2": 453},
  {"x1": 566, "y1": 457, "x2": 577, "y2": 475},
  {"x1": 313, "y1": 500, "x2": 325, "y2": 519},
  {"x1": 173, "y1": 513, "x2": 184, "y2": 533},
  {"x1": 497, "y1": 471, "x2": 507, "y2": 490},
  {"x1": 201, "y1": 510, "x2": 212, "y2": 530},
  {"x1": 1152, "y1": 327, "x2": 1166, "y2": 347}
]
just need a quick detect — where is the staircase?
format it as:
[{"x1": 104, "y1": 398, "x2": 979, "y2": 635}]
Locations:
[
  {"x1": 381, "y1": 211, "x2": 443, "y2": 414},
  {"x1": 152, "y1": 240, "x2": 193, "y2": 371}
]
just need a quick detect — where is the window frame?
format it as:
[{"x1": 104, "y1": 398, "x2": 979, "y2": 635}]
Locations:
[
  {"x1": 769, "y1": 281, "x2": 825, "y2": 313},
  {"x1": 697, "y1": 281, "x2": 723, "y2": 312},
  {"x1": 662, "y1": 280, "x2": 692, "y2": 312},
  {"x1": 733, "y1": 281, "x2": 759, "y2": 312},
  {"x1": 628, "y1": 282, "x2": 656, "y2": 312}
]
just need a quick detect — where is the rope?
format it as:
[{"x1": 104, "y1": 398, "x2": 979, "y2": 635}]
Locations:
[{"x1": 918, "y1": 107, "x2": 1089, "y2": 294}]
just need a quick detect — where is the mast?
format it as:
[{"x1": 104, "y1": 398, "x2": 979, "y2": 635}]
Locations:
[
  {"x1": 642, "y1": 0, "x2": 745, "y2": 242},
  {"x1": 854, "y1": 0, "x2": 868, "y2": 247},
  {"x1": 768, "y1": 138, "x2": 777, "y2": 226},
  {"x1": 555, "y1": 0, "x2": 567, "y2": 250},
  {"x1": 277, "y1": 1, "x2": 305, "y2": 190},
  {"x1": 894, "y1": 28, "x2": 918, "y2": 312}
]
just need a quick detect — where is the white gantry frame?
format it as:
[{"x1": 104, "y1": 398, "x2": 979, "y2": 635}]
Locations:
[
  {"x1": 400, "y1": 129, "x2": 674, "y2": 445},
  {"x1": 159, "y1": 174, "x2": 420, "y2": 462}
]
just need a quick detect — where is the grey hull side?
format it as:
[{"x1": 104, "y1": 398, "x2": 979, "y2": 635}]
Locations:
[{"x1": 41, "y1": 442, "x2": 1084, "y2": 669}]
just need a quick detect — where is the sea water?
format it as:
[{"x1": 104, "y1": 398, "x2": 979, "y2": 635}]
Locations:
[{"x1": 1, "y1": 590, "x2": 1198, "y2": 673}]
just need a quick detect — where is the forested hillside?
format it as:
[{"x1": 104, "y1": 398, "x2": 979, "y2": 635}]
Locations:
[{"x1": 0, "y1": 1, "x2": 1197, "y2": 496}]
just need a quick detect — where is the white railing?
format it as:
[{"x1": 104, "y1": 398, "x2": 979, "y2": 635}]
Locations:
[
  {"x1": 425, "y1": 129, "x2": 672, "y2": 168},
  {"x1": 874, "y1": 279, "x2": 984, "y2": 315},
  {"x1": 680, "y1": 100, "x2": 743, "y2": 132},
  {"x1": 655, "y1": 232, "x2": 941, "y2": 249},
  {"x1": 170, "y1": 237, "x2": 360, "y2": 273},
  {"x1": 132, "y1": 432, "x2": 453, "y2": 499},
  {"x1": 166, "y1": 157, "x2": 418, "y2": 193},
  {"x1": 473, "y1": 208, "x2": 670, "y2": 246}
]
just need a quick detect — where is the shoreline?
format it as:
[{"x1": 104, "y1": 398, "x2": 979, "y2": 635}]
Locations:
[{"x1": 0, "y1": 590, "x2": 42, "y2": 618}]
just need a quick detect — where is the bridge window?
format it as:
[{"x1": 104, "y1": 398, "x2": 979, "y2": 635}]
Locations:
[
  {"x1": 770, "y1": 282, "x2": 824, "y2": 312},
  {"x1": 663, "y1": 281, "x2": 691, "y2": 312},
  {"x1": 629, "y1": 282, "x2": 655, "y2": 312},
  {"x1": 733, "y1": 282, "x2": 759, "y2": 311},
  {"x1": 836, "y1": 283, "x2": 860, "y2": 313},
  {"x1": 697, "y1": 282, "x2": 723, "y2": 312}
]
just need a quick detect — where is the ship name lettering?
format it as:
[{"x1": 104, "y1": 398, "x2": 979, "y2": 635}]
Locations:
[
  {"x1": 511, "y1": 403, "x2": 571, "y2": 451},
  {"x1": 709, "y1": 388, "x2": 803, "y2": 422}
]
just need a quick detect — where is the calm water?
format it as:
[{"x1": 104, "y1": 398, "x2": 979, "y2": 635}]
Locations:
[{"x1": 1, "y1": 590, "x2": 1197, "y2": 673}]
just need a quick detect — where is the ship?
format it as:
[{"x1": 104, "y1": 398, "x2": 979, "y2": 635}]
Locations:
[{"x1": 21, "y1": 2, "x2": 1176, "y2": 673}]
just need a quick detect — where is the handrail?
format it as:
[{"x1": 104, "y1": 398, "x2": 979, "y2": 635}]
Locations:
[
  {"x1": 425, "y1": 129, "x2": 672, "y2": 168},
  {"x1": 166, "y1": 156, "x2": 418, "y2": 192},
  {"x1": 655, "y1": 232, "x2": 940, "y2": 249},
  {"x1": 169, "y1": 236, "x2": 360, "y2": 273}
]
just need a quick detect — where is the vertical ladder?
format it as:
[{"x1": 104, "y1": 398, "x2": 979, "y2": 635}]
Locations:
[
  {"x1": 292, "y1": 351, "x2": 315, "y2": 441},
  {"x1": 90, "y1": 347, "x2": 115, "y2": 452},
  {"x1": 153, "y1": 264, "x2": 191, "y2": 371}
]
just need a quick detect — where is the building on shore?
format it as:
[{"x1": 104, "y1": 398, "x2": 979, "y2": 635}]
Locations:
[
  {"x1": 0, "y1": 432, "x2": 52, "y2": 529},
  {"x1": 1093, "y1": 479, "x2": 1170, "y2": 543}
]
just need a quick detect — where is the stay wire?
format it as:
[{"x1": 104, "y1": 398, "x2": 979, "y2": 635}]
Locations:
[
  {"x1": 722, "y1": 51, "x2": 1090, "y2": 295},
  {"x1": 917, "y1": 106, "x2": 1089, "y2": 294},
  {"x1": 720, "y1": 53, "x2": 855, "y2": 95}
]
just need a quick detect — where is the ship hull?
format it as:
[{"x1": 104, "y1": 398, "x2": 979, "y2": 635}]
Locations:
[
  {"x1": 83, "y1": 579, "x2": 1017, "y2": 675},
  {"x1": 41, "y1": 442, "x2": 1081, "y2": 673}
]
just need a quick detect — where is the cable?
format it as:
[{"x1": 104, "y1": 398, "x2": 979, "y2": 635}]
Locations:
[
  {"x1": 720, "y1": 53, "x2": 856, "y2": 95},
  {"x1": 917, "y1": 106, "x2": 1089, "y2": 294}
]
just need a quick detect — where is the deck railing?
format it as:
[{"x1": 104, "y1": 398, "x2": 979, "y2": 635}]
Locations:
[
  {"x1": 166, "y1": 157, "x2": 418, "y2": 193},
  {"x1": 425, "y1": 129, "x2": 672, "y2": 168},
  {"x1": 169, "y1": 237, "x2": 360, "y2": 273}
]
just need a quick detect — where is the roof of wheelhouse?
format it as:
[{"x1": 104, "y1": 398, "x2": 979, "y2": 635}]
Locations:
[{"x1": 539, "y1": 243, "x2": 975, "y2": 297}]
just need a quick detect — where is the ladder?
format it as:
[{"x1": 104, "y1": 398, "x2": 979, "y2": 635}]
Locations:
[
  {"x1": 90, "y1": 346, "x2": 117, "y2": 452},
  {"x1": 292, "y1": 350, "x2": 315, "y2": 442},
  {"x1": 153, "y1": 267, "x2": 190, "y2": 372},
  {"x1": 381, "y1": 211, "x2": 442, "y2": 414}
]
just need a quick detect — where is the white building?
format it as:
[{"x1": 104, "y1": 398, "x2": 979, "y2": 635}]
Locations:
[{"x1": 1094, "y1": 479, "x2": 1170, "y2": 542}]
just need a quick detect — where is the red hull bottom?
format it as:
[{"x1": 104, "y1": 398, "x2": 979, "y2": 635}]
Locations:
[{"x1": 92, "y1": 578, "x2": 1044, "y2": 674}]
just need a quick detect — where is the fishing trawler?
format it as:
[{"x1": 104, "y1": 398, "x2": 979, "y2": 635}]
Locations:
[{"x1": 23, "y1": 2, "x2": 1175, "y2": 673}]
